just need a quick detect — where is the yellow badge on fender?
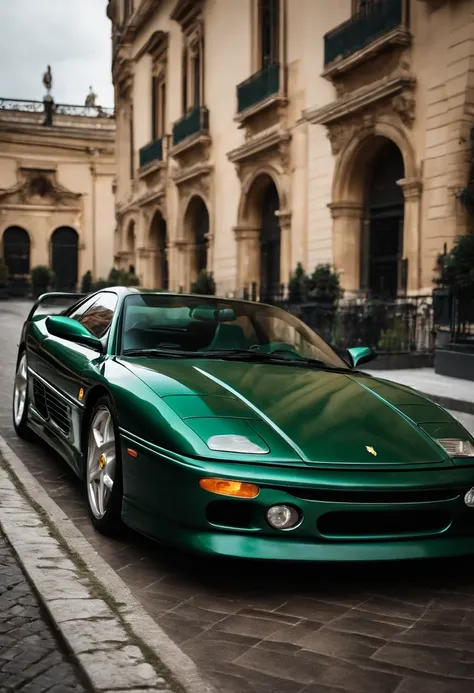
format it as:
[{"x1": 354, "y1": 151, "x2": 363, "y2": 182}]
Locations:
[
  {"x1": 366, "y1": 446, "x2": 377, "y2": 456},
  {"x1": 78, "y1": 387, "x2": 84, "y2": 401}
]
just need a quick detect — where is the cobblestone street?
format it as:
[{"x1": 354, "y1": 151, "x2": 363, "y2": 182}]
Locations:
[
  {"x1": 3, "y1": 301, "x2": 474, "y2": 693},
  {"x1": 0, "y1": 531, "x2": 88, "y2": 693}
]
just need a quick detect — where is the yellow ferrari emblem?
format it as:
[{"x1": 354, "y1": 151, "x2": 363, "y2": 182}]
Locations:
[
  {"x1": 366, "y1": 446, "x2": 377, "y2": 456},
  {"x1": 78, "y1": 387, "x2": 84, "y2": 401}
]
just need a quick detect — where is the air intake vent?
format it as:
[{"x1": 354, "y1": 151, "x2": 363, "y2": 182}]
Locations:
[{"x1": 32, "y1": 377, "x2": 70, "y2": 435}]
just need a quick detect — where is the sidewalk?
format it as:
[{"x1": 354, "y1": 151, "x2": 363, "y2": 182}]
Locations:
[
  {"x1": 364, "y1": 367, "x2": 474, "y2": 415},
  {"x1": 0, "y1": 439, "x2": 210, "y2": 693},
  {"x1": 0, "y1": 532, "x2": 89, "y2": 692}
]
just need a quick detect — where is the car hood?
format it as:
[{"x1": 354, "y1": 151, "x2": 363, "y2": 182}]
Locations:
[{"x1": 118, "y1": 357, "x2": 464, "y2": 466}]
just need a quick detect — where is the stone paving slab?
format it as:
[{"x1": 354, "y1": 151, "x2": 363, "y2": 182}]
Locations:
[
  {"x1": 0, "y1": 441, "x2": 211, "y2": 693},
  {"x1": 364, "y1": 367, "x2": 474, "y2": 414},
  {"x1": 0, "y1": 530, "x2": 89, "y2": 693}
]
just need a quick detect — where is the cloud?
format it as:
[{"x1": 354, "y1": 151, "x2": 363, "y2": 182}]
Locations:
[{"x1": 0, "y1": 0, "x2": 114, "y2": 107}]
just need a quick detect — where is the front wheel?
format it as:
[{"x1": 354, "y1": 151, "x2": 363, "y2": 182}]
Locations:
[
  {"x1": 85, "y1": 396, "x2": 124, "y2": 535},
  {"x1": 13, "y1": 351, "x2": 35, "y2": 441}
]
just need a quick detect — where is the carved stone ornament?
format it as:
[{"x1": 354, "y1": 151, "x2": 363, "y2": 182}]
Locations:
[{"x1": 392, "y1": 92, "x2": 416, "y2": 127}]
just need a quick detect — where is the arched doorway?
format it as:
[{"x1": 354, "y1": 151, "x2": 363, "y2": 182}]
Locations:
[
  {"x1": 259, "y1": 180, "x2": 280, "y2": 302},
  {"x1": 363, "y1": 140, "x2": 405, "y2": 299},
  {"x1": 184, "y1": 196, "x2": 209, "y2": 286},
  {"x1": 51, "y1": 227, "x2": 78, "y2": 291},
  {"x1": 150, "y1": 212, "x2": 168, "y2": 289},
  {"x1": 126, "y1": 221, "x2": 136, "y2": 274},
  {"x1": 3, "y1": 226, "x2": 30, "y2": 295}
]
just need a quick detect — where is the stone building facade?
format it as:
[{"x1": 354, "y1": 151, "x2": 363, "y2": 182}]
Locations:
[
  {"x1": 0, "y1": 99, "x2": 116, "y2": 294},
  {"x1": 108, "y1": 0, "x2": 474, "y2": 299}
]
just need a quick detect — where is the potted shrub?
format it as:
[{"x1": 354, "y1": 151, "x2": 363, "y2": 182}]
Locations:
[
  {"x1": 191, "y1": 269, "x2": 216, "y2": 295},
  {"x1": 81, "y1": 270, "x2": 93, "y2": 294},
  {"x1": 308, "y1": 263, "x2": 344, "y2": 307},
  {"x1": 31, "y1": 265, "x2": 53, "y2": 298},
  {"x1": 288, "y1": 263, "x2": 309, "y2": 303}
]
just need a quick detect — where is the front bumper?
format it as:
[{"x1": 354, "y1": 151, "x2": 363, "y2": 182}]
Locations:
[{"x1": 120, "y1": 433, "x2": 474, "y2": 561}]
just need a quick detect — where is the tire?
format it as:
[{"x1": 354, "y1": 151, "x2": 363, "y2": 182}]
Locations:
[
  {"x1": 12, "y1": 350, "x2": 35, "y2": 441},
  {"x1": 84, "y1": 395, "x2": 124, "y2": 535}
]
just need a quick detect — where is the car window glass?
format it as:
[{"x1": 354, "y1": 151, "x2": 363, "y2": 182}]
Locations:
[
  {"x1": 69, "y1": 296, "x2": 98, "y2": 321},
  {"x1": 120, "y1": 294, "x2": 348, "y2": 369},
  {"x1": 80, "y1": 293, "x2": 118, "y2": 339}
]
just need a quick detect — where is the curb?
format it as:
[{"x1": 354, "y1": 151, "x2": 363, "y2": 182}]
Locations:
[
  {"x1": 419, "y1": 392, "x2": 474, "y2": 417},
  {"x1": 0, "y1": 436, "x2": 215, "y2": 693}
]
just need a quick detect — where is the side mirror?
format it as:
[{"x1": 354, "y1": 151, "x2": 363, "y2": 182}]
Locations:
[
  {"x1": 347, "y1": 346, "x2": 376, "y2": 368},
  {"x1": 46, "y1": 316, "x2": 103, "y2": 352}
]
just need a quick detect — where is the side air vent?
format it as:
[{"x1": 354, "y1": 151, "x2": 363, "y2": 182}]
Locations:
[{"x1": 32, "y1": 377, "x2": 71, "y2": 436}]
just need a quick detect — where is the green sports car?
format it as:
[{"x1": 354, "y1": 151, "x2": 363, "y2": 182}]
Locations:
[{"x1": 13, "y1": 288, "x2": 474, "y2": 561}]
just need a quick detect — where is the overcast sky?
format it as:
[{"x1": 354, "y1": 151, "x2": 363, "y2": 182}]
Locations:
[{"x1": 0, "y1": 0, "x2": 114, "y2": 108}]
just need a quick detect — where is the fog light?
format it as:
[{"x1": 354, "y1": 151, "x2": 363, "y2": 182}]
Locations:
[
  {"x1": 464, "y1": 488, "x2": 474, "y2": 507},
  {"x1": 266, "y1": 505, "x2": 300, "y2": 530}
]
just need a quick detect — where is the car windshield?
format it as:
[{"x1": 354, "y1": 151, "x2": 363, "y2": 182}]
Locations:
[{"x1": 120, "y1": 294, "x2": 349, "y2": 370}]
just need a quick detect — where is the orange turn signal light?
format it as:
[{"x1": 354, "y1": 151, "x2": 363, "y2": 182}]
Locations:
[{"x1": 199, "y1": 478, "x2": 259, "y2": 499}]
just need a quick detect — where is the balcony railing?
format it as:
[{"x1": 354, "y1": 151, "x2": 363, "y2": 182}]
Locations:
[
  {"x1": 139, "y1": 137, "x2": 163, "y2": 168},
  {"x1": 237, "y1": 63, "x2": 280, "y2": 114},
  {"x1": 172, "y1": 106, "x2": 209, "y2": 147},
  {"x1": 324, "y1": 0, "x2": 405, "y2": 67},
  {"x1": 0, "y1": 98, "x2": 114, "y2": 118}
]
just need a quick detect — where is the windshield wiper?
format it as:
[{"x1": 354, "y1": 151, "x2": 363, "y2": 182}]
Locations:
[
  {"x1": 122, "y1": 348, "x2": 193, "y2": 358},
  {"x1": 203, "y1": 349, "x2": 348, "y2": 371}
]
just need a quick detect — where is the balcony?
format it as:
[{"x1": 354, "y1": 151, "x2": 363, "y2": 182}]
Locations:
[
  {"x1": 237, "y1": 63, "x2": 281, "y2": 115},
  {"x1": 172, "y1": 106, "x2": 209, "y2": 147},
  {"x1": 138, "y1": 138, "x2": 163, "y2": 169},
  {"x1": 324, "y1": 0, "x2": 407, "y2": 69}
]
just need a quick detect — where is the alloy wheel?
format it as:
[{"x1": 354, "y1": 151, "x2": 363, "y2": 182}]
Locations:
[
  {"x1": 87, "y1": 406, "x2": 117, "y2": 519},
  {"x1": 13, "y1": 353, "x2": 28, "y2": 427}
]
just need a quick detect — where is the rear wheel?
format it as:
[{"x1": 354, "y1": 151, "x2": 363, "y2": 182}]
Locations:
[
  {"x1": 13, "y1": 351, "x2": 35, "y2": 441},
  {"x1": 85, "y1": 396, "x2": 124, "y2": 535}
]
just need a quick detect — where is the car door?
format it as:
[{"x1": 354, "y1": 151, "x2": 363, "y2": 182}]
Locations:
[{"x1": 33, "y1": 292, "x2": 118, "y2": 467}]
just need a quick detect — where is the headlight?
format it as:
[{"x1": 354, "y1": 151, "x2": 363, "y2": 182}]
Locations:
[
  {"x1": 437, "y1": 439, "x2": 474, "y2": 458},
  {"x1": 207, "y1": 434, "x2": 269, "y2": 454}
]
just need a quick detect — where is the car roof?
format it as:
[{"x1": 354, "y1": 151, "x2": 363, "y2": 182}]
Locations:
[{"x1": 106, "y1": 286, "x2": 270, "y2": 309}]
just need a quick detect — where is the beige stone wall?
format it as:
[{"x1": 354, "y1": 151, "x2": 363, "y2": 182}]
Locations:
[
  {"x1": 110, "y1": 0, "x2": 474, "y2": 298},
  {"x1": 0, "y1": 107, "x2": 115, "y2": 289}
]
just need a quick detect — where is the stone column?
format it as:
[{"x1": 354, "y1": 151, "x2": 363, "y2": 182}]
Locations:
[
  {"x1": 397, "y1": 177, "x2": 422, "y2": 294},
  {"x1": 136, "y1": 248, "x2": 150, "y2": 287},
  {"x1": 234, "y1": 225, "x2": 260, "y2": 295},
  {"x1": 278, "y1": 211, "x2": 292, "y2": 289},
  {"x1": 328, "y1": 201, "x2": 364, "y2": 294}
]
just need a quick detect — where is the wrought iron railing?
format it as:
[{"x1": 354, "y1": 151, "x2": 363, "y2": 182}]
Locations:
[
  {"x1": 0, "y1": 98, "x2": 114, "y2": 118},
  {"x1": 324, "y1": 0, "x2": 405, "y2": 67},
  {"x1": 139, "y1": 138, "x2": 163, "y2": 168},
  {"x1": 237, "y1": 63, "x2": 280, "y2": 113},
  {"x1": 172, "y1": 106, "x2": 209, "y2": 147}
]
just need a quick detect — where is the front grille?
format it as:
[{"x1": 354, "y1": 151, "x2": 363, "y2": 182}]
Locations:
[
  {"x1": 317, "y1": 509, "x2": 451, "y2": 539},
  {"x1": 32, "y1": 377, "x2": 70, "y2": 435},
  {"x1": 287, "y1": 487, "x2": 460, "y2": 504}
]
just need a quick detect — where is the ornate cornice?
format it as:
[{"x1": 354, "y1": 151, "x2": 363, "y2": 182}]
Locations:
[
  {"x1": 303, "y1": 73, "x2": 416, "y2": 126},
  {"x1": 172, "y1": 163, "x2": 213, "y2": 187},
  {"x1": 227, "y1": 127, "x2": 291, "y2": 164},
  {"x1": 170, "y1": 0, "x2": 203, "y2": 28},
  {"x1": 134, "y1": 30, "x2": 168, "y2": 62}
]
